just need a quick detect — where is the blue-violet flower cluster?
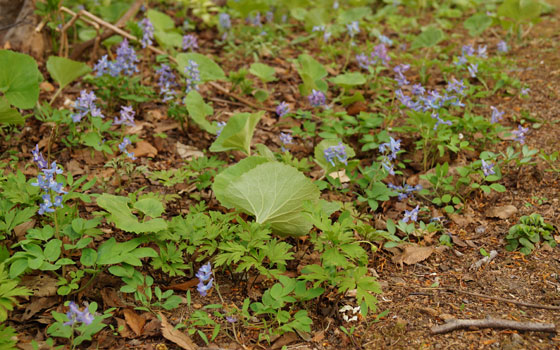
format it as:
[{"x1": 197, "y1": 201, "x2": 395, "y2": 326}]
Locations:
[
  {"x1": 64, "y1": 301, "x2": 94, "y2": 326},
  {"x1": 138, "y1": 18, "x2": 154, "y2": 48},
  {"x1": 118, "y1": 137, "x2": 136, "y2": 160},
  {"x1": 31, "y1": 145, "x2": 66, "y2": 215},
  {"x1": 324, "y1": 143, "x2": 348, "y2": 167},
  {"x1": 184, "y1": 60, "x2": 201, "y2": 94},
  {"x1": 196, "y1": 262, "x2": 213, "y2": 296},
  {"x1": 70, "y1": 90, "x2": 104, "y2": 123}
]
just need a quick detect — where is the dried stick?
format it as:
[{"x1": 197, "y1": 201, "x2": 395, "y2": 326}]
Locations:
[
  {"x1": 437, "y1": 288, "x2": 560, "y2": 311},
  {"x1": 431, "y1": 317, "x2": 556, "y2": 335}
]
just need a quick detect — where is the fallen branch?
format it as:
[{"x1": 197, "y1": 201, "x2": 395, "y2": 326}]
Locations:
[
  {"x1": 423, "y1": 287, "x2": 560, "y2": 311},
  {"x1": 431, "y1": 317, "x2": 556, "y2": 334}
]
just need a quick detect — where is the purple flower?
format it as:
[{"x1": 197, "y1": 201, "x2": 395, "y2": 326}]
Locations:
[
  {"x1": 462, "y1": 45, "x2": 475, "y2": 57},
  {"x1": 356, "y1": 53, "x2": 370, "y2": 70},
  {"x1": 497, "y1": 40, "x2": 508, "y2": 53},
  {"x1": 520, "y1": 87, "x2": 530, "y2": 96},
  {"x1": 379, "y1": 137, "x2": 401, "y2": 160},
  {"x1": 467, "y1": 63, "x2": 478, "y2": 78},
  {"x1": 114, "y1": 105, "x2": 136, "y2": 127},
  {"x1": 431, "y1": 112, "x2": 453, "y2": 130},
  {"x1": 446, "y1": 79, "x2": 466, "y2": 96},
  {"x1": 477, "y1": 45, "x2": 487, "y2": 58},
  {"x1": 247, "y1": 12, "x2": 262, "y2": 26},
  {"x1": 118, "y1": 137, "x2": 136, "y2": 160},
  {"x1": 279, "y1": 132, "x2": 293, "y2": 152},
  {"x1": 323, "y1": 142, "x2": 348, "y2": 166},
  {"x1": 346, "y1": 21, "x2": 360, "y2": 38},
  {"x1": 372, "y1": 44, "x2": 390, "y2": 65},
  {"x1": 182, "y1": 34, "x2": 198, "y2": 51},
  {"x1": 114, "y1": 39, "x2": 139, "y2": 76},
  {"x1": 266, "y1": 11, "x2": 274, "y2": 23},
  {"x1": 389, "y1": 183, "x2": 422, "y2": 200},
  {"x1": 490, "y1": 106, "x2": 504, "y2": 124},
  {"x1": 156, "y1": 64, "x2": 177, "y2": 102},
  {"x1": 276, "y1": 101, "x2": 290, "y2": 117},
  {"x1": 226, "y1": 315, "x2": 237, "y2": 323},
  {"x1": 219, "y1": 13, "x2": 231, "y2": 30},
  {"x1": 184, "y1": 60, "x2": 201, "y2": 94},
  {"x1": 393, "y1": 64, "x2": 410, "y2": 74},
  {"x1": 403, "y1": 205, "x2": 419, "y2": 223},
  {"x1": 394, "y1": 73, "x2": 409, "y2": 86},
  {"x1": 308, "y1": 89, "x2": 326, "y2": 107},
  {"x1": 32, "y1": 145, "x2": 48, "y2": 169},
  {"x1": 481, "y1": 159, "x2": 495, "y2": 176},
  {"x1": 138, "y1": 18, "x2": 154, "y2": 48},
  {"x1": 216, "y1": 121, "x2": 226, "y2": 136},
  {"x1": 381, "y1": 158, "x2": 395, "y2": 175},
  {"x1": 411, "y1": 84, "x2": 425, "y2": 95},
  {"x1": 93, "y1": 55, "x2": 110, "y2": 76},
  {"x1": 512, "y1": 125, "x2": 529, "y2": 144},
  {"x1": 196, "y1": 262, "x2": 213, "y2": 297},
  {"x1": 378, "y1": 34, "x2": 393, "y2": 46},
  {"x1": 71, "y1": 90, "x2": 104, "y2": 123},
  {"x1": 64, "y1": 302, "x2": 94, "y2": 326}
]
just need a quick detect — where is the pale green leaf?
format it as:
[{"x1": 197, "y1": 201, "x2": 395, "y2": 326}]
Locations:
[
  {"x1": 249, "y1": 63, "x2": 277, "y2": 83},
  {"x1": 463, "y1": 13, "x2": 492, "y2": 37},
  {"x1": 46, "y1": 56, "x2": 91, "y2": 90},
  {"x1": 0, "y1": 50, "x2": 41, "y2": 109},
  {"x1": 209, "y1": 111, "x2": 263, "y2": 155},
  {"x1": 214, "y1": 162, "x2": 320, "y2": 236},
  {"x1": 96, "y1": 194, "x2": 167, "y2": 234},
  {"x1": 410, "y1": 26, "x2": 445, "y2": 50},
  {"x1": 185, "y1": 90, "x2": 215, "y2": 133},
  {"x1": 147, "y1": 9, "x2": 175, "y2": 31},
  {"x1": 0, "y1": 97, "x2": 24, "y2": 125},
  {"x1": 329, "y1": 72, "x2": 366, "y2": 87},
  {"x1": 176, "y1": 53, "x2": 226, "y2": 82},
  {"x1": 133, "y1": 198, "x2": 165, "y2": 218}
]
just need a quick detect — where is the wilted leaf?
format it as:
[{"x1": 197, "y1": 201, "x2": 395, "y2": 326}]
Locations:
[
  {"x1": 159, "y1": 313, "x2": 197, "y2": 350},
  {"x1": 485, "y1": 205, "x2": 517, "y2": 219},
  {"x1": 392, "y1": 245, "x2": 435, "y2": 266}
]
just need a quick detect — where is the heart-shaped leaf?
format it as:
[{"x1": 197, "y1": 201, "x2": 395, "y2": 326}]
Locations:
[
  {"x1": 411, "y1": 26, "x2": 445, "y2": 50},
  {"x1": 209, "y1": 111, "x2": 263, "y2": 155},
  {"x1": 249, "y1": 63, "x2": 277, "y2": 83},
  {"x1": 46, "y1": 56, "x2": 91, "y2": 90},
  {"x1": 213, "y1": 160, "x2": 320, "y2": 236},
  {"x1": 0, "y1": 97, "x2": 24, "y2": 125},
  {"x1": 176, "y1": 53, "x2": 226, "y2": 82},
  {"x1": 185, "y1": 90, "x2": 215, "y2": 133},
  {"x1": 0, "y1": 50, "x2": 41, "y2": 109},
  {"x1": 463, "y1": 13, "x2": 492, "y2": 37},
  {"x1": 329, "y1": 72, "x2": 366, "y2": 88}
]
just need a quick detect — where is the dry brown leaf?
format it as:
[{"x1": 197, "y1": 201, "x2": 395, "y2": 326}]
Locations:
[
  {"x1": 485, "y1": 205, "x2": 517, "y2": 219},
  {"x1": 40, "y1": 82, "x2": 54, "y2": 92},
  {"x1": 22, "y1": 296, "x2": 57, "y2": 321},
  {"x1": 165, "y1": 278, "x2": 199, "y2": 291},
  {"x1": 20, "y1": 274, "x2": 58, "y2": 297},
  {"x1": 392, "y1": 245, "x2": 435, "y2": 266},
  {"x1": 13, "y1": 220, "x2": 35, "y2": 240},
  {"x1": 176, "y1": 142, "x2": 204, "y2": 160},
  {"x1": 123, "y1": 308, "x2": 145, "y2": 336},
  {"x1": 116, "y1": 317, "x2": 134, "y2": 338},
  {"x1": 271, "y1": 332, "x2": 299, "y2": 349},
  {"x1": 65, "y1": 159, "x2": 84, "y2": 175},
  {"x1": 159, "y1": 313, "x2": 197, "y2": 350},
  {"x1": 133, "y1": 140, "x2": 158, "y2": 158},
  {"x1": 327, "y1": 169, "x2": 350, "y2": 183},
  {"x1": 100, "y1": 288, "x2": 126, "y2": 308}
]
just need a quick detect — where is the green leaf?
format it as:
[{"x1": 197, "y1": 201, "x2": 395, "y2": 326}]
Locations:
[
  {"x1": 314, "y1": 139, "x2": 355, "y2": 171},
  {"x1": 96, "y1": 194, "x2": 167, "y2": 234},
  {"x1": 213, "y1": 161, "x2": 320, "y2": 236},
  {"x1": 46, "y1": 56, "x2": 91, "y2": 90},
  {"x1": 463, "y1": 13, "x2": 492, "y2": 37},
  {"x1": 0, "y1": 97, "x2": 24, "y2": 125},
  {"x1": 185, "y1": 90, "x2": 215, "y2": 133},
  {"x1": 213, "y1": 156, "x2": 271, "y2": 208},
  {"x1": 133, "y1": 198, "x2": 165, "y2": 218},
  {"x1": 0, "y1": 50, "x2": 41, "y2": 109},
  {"x1": 329, "y1": 72, "x2": 366, "y2": 87},
  {"x1": 498, "y1": 0, "x2": 542, "y2": 22},
  {"x1": 43, "y1": 240, "x2": 62, "y2": 262},
  {"x1": 154, "y1": 30, "x2": 183, "y2": 49},
  {"x1": 147, "y1": 9, "x2": 175, "y2": 31},
  {"x1": 80, "y1": 248, "x2": 97, "y2": 267},
  {"x1": 209, "y1": 111, "x2": 263, "y2": 155},
  {"x1": 249, "y1": 63, "x2": 277, "y2": 83},
  {"x1": 410, "y1": 26, "x2": 445, "y2": 50},
  {"x1": 296, "y1": 54, "x2": 328, "y2": 95},
  {"x1": 176, "y1": 53, "x2": 226, "y2": 82}
]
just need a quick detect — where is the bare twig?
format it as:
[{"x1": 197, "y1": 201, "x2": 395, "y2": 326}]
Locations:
[
  {"x1": 431, "y1": 317, "x2": 556, "y2": 335},
  {"x1": 422, "y1": 287, "x2": 560, "y2": 311},
  {"x1": 69, "y1": 0, "x2": 144, "y2": 60}
]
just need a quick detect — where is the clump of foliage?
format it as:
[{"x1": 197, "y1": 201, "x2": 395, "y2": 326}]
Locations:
[{"x1": 506, "y1": 213, "x2": 557, "y2": 255}]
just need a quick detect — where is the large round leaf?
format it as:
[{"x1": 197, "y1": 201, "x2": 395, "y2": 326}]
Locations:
[
  {"x1": 214, "y1": 162, "x2": 320, "y2": 236},
  {"x1": 0, "y1": 50, "x2": 41, "y2": 109}
]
